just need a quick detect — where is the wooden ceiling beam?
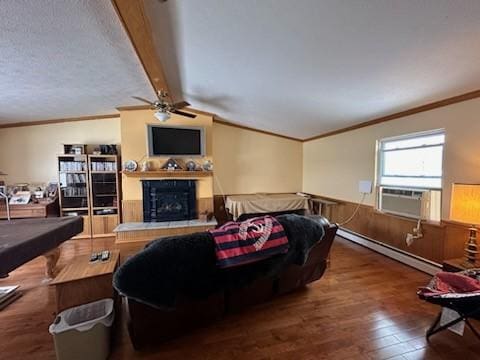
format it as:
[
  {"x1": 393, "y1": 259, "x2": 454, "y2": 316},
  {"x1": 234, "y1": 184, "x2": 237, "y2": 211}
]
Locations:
[{"x1": 111, "y1": 0, "x2": 169, "y2": 95}]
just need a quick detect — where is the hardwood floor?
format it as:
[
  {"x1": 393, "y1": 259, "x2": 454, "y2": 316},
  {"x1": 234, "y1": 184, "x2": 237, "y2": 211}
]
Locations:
[{"x1": 1, "y1": 236, "x2": 479, "y2": 359}]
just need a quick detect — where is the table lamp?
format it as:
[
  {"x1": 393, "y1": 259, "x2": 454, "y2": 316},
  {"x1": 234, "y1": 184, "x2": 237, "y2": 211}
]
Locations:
[{"x1": 450, "y1": 183, "x2": 480, "y2": 267}]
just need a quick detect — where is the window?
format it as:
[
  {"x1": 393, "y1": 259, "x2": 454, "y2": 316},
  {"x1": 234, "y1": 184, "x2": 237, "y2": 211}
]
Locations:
[{"x1": 378, "y1": 130, "x2": 445, "y2": 190}]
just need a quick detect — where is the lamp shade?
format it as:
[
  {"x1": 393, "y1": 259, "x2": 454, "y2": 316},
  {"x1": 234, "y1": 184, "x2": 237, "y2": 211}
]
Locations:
[
  {"x1": 450, "y1": 183, "x2": 480, "y2": 225},
  {"x1": 154, "y1": 110, "x2": 170, "y2": 122}
]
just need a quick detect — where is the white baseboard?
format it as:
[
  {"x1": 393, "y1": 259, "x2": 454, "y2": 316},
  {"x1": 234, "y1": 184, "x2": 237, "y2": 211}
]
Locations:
[{"x1": 337, "y1": 228, "x2": 442, "y2": 275}]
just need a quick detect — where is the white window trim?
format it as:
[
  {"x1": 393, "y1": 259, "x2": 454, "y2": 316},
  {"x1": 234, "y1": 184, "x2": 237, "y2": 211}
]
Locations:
[{"x1": 376, "y1": 129, "x2": 445, "y2": 191}]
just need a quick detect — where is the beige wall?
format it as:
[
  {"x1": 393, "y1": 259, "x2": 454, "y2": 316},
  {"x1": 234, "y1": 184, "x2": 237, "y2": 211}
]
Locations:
[
  {"x1": 119, "y1": 110, "x2": 303, "y2": 198},
  {"x1": 0, "y1": 118, "x2": 121, "y2": 185},
  {"x1": 303, "y1": 97, "x2": 480, "y2": 220},
  {"x1": 0, "y1": 112, "x2": 302, "y2": 200},
  {"x1": 213, "y1": 123, "x2": 303, "y2": 195},
  {"x1": 120, "y1": 109, "x2": 214, "y2": 200}
]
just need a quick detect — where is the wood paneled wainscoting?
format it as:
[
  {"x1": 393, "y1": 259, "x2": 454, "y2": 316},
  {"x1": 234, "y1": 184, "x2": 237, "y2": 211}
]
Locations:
[{"x1": 321, "y1": 197, "x2": 469, "y2": 264}]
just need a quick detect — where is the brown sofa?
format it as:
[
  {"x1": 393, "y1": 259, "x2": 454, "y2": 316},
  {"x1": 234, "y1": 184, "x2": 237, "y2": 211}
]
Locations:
[{"x1": 124, "y1": 216, "x2": 337, "y2": 350}]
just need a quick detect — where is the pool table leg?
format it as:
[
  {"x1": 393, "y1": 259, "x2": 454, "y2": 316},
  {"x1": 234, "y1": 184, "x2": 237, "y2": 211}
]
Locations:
[{"x1": 44, "y1": 248, "x2": 60, "y2": 279}]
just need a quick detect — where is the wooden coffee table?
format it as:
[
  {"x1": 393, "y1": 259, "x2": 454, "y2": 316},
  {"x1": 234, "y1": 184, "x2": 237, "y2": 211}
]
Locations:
[{"x1": 51, "y1": 250, "x2": 120, "y2": 312}]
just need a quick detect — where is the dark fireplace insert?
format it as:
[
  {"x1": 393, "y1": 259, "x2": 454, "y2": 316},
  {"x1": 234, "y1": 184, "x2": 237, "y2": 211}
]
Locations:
[{"x1": 142, "y1": 180, "x2": 196, "y2": 222}]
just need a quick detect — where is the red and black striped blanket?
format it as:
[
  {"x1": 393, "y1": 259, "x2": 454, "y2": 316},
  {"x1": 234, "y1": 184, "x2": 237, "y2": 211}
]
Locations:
[{"x1": 209, "y1": 216, "x2": 289, "y2": 268}]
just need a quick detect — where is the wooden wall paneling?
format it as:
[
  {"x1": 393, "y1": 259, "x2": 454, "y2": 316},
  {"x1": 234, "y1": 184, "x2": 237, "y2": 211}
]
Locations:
[
  {"x1": 328, "y1": 199, "x2": 439, "y2": 262},
  {"x1": 428, "y1": 225, "x2": 447, "y2": 263},
  {"x1": 122, "y1": 200, "x2": 143, "y2": 222},
  {"x1": 92, "y1": 214, "x2": 118, "y2": 237},
  {"x1": 318, "y1": 195, "x2": 471, "y2": 264},
  {"x1": 213, "y1": 195, "x2": 232, "y2": 225},
  {"x1": 443, "y1": 221, "x2": 470, "y2": 260},
  {"x1": 197, "y1": 197, "x2": 214, "y2": 216}
]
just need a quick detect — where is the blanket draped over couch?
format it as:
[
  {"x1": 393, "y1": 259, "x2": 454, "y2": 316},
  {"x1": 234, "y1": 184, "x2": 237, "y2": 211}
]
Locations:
[{"x1": 113, "y1": 214, "x2": 325, "y2": 309}]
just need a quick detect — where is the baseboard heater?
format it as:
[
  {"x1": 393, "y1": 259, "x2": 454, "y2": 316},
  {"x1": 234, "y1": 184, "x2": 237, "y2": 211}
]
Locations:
[{"x1": 337, "y1": 228, "x2": 442, "y2": 275}]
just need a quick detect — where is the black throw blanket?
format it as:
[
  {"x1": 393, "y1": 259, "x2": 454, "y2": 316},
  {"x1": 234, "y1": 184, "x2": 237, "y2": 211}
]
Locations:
[{"x1": 113, "y1": 214, "x2": 325, "y2": 309}]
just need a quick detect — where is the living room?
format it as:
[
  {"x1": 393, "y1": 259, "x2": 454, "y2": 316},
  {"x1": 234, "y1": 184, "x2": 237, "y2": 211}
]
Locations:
[{"x1": 1, "y1": 1, "x2": 480, "y2": 359}]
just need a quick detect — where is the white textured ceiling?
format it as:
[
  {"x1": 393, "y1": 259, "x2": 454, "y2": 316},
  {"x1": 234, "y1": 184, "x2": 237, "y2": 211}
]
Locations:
[
  {"x1": 0, "y1": 0, "x2": 155, "y2": 124},
  {"x1": 146, "y1": 0, "x2": 480, "y2": 139}
]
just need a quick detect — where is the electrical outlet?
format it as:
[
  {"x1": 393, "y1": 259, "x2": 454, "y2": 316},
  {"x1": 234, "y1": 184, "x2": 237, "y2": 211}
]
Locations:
[{"x1": 358, "y1": 180, "x2": 373, "y2": 194}]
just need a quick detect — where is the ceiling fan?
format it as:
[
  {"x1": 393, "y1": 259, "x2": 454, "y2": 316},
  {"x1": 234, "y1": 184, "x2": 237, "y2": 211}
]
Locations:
[{"x1": 132, "y1": 90, "x2": 196, "y2": 121}]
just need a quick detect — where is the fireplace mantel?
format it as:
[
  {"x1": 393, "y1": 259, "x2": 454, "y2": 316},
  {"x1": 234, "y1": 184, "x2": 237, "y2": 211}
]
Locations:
[{"x1": 122, "y1": 170, "x2": 212, "y2": 178}]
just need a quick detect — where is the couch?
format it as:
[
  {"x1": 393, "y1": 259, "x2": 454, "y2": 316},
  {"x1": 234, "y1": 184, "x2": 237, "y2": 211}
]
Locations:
[{"x1": 119, "y1": 215, "x2": 337, "y2": 350}]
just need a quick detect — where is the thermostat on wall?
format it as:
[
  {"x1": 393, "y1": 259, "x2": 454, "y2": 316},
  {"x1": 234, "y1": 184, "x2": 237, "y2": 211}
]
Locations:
[{"x1": 359, "y1": 180, "x2": 373, "y2": 194}]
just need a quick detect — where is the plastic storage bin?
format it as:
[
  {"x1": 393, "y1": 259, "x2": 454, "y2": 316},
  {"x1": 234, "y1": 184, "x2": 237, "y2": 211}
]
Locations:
[{"x1": 49, "y1": 298, "x2": 114, "y2": 360}]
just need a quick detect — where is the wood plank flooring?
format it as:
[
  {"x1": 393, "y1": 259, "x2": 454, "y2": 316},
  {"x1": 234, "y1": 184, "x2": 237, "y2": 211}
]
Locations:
[{"x1": 1, "y1": 236, "x2": 479, "y2": 359}]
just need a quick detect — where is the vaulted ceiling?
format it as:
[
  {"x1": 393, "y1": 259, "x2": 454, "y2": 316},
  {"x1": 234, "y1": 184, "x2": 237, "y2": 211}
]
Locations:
[
  {"x1": 1, "y1": 1, "x2": 480, "y2": 139},
  {"x1": 145, "y1": 0, "x2": 480, "y2": 139},
  {"x1": 0, "y1": 1, "x2": 155, "y2": 124}
]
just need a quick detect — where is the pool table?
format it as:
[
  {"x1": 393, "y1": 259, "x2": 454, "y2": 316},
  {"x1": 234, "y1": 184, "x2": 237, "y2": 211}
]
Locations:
[{"x1": 0, "y1": 217, "x2": 83, "y2": 278}]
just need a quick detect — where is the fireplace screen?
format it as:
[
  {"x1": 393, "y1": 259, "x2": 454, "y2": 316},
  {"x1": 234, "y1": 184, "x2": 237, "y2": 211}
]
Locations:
[{"x1": 142, "y1": 180, "x2": 196, "y2": 222}]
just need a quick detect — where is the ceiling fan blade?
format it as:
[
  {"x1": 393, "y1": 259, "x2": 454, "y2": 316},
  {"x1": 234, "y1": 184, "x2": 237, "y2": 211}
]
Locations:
[
  {"x1": 171, "y1": 109, "x2": 197, "y2": 118},
  {"x1": 132, "y1": 96, "x2": 155, "y2": 106},
  {"x1": 172, "y1": 100, "x2": 190, "y2": 109}
]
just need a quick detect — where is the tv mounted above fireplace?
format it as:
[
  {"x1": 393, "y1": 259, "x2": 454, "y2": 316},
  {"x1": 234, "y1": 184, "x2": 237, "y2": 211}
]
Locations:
[{"x1": 147, "y1": 125, "x2": 205, "y2": 157}]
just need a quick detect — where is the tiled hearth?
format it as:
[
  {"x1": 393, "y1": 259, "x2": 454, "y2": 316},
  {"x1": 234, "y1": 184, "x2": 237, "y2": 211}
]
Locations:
[
  {"x1": 115, "y1": 218, "x2": 217, "y2": 232},
  {"x1": 114, "y1": 218, "x2": 218, "y2": 262}
]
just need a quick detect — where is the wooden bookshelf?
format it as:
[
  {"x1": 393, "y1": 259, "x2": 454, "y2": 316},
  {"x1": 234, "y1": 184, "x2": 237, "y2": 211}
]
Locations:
[
  {"x1": 57, "y1": 154, "x2": 91, "y2": 239},
  {"x1": 57, "y1": 154, "x2": 121, "y2": 239},
  {"x1": 88, "y1": 155, "x2": 120, "y2": 238}
]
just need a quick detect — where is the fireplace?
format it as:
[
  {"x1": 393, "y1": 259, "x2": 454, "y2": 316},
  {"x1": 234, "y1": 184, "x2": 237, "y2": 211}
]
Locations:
[{"x1": 142, "y1": 180, "x2": 197, "y2": 222}]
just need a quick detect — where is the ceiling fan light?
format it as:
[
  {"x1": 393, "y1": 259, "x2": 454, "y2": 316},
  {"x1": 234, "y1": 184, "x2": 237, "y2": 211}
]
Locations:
[{"x1": 154, "y1": 110, "x2": 170, "y2": 122}]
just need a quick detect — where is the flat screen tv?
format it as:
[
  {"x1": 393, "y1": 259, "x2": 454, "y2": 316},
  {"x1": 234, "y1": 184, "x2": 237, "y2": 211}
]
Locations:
[{"x1": 147, "y1": 125, "x2": 205, "y2": 157}]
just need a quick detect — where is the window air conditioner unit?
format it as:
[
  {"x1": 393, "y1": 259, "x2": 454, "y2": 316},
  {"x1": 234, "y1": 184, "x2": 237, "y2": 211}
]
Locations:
[{"x1": 378, "y1": 187, "x2": 435, "y2": 220}]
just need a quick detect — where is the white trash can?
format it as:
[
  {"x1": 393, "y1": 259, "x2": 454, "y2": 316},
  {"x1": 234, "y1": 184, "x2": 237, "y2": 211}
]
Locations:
[{"x1": 49, "y1": 298, "x2": 114, "y2": 360}]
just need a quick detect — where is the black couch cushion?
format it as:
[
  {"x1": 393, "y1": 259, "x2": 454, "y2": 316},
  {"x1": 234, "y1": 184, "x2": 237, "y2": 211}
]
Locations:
[{"x1": 113, "y1": 214, "x2": 325, "y2": 309}]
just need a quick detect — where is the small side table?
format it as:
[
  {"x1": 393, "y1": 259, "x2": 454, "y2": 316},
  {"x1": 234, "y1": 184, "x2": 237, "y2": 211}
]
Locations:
[
  {"x1": 443, "y1": 257, "x2": 480, "y2": 273},
  {"x1": 51, "y1": 250, "x2": 120, "y2": 312}
]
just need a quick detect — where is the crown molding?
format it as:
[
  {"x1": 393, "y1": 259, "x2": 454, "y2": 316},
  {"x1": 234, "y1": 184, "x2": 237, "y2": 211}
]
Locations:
[
  {"x1": 213, "y1": 118, "x2": 302, "y2": 142},
  {"x1": 0, "y1": 114, "x2": 120, "y2": 129},
  {"x1": 116, "y1": 104, "x2": 151, "y2": 111},
  {"x1": 304, "y1": 89, "x2": 480, "y2": 142}
]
